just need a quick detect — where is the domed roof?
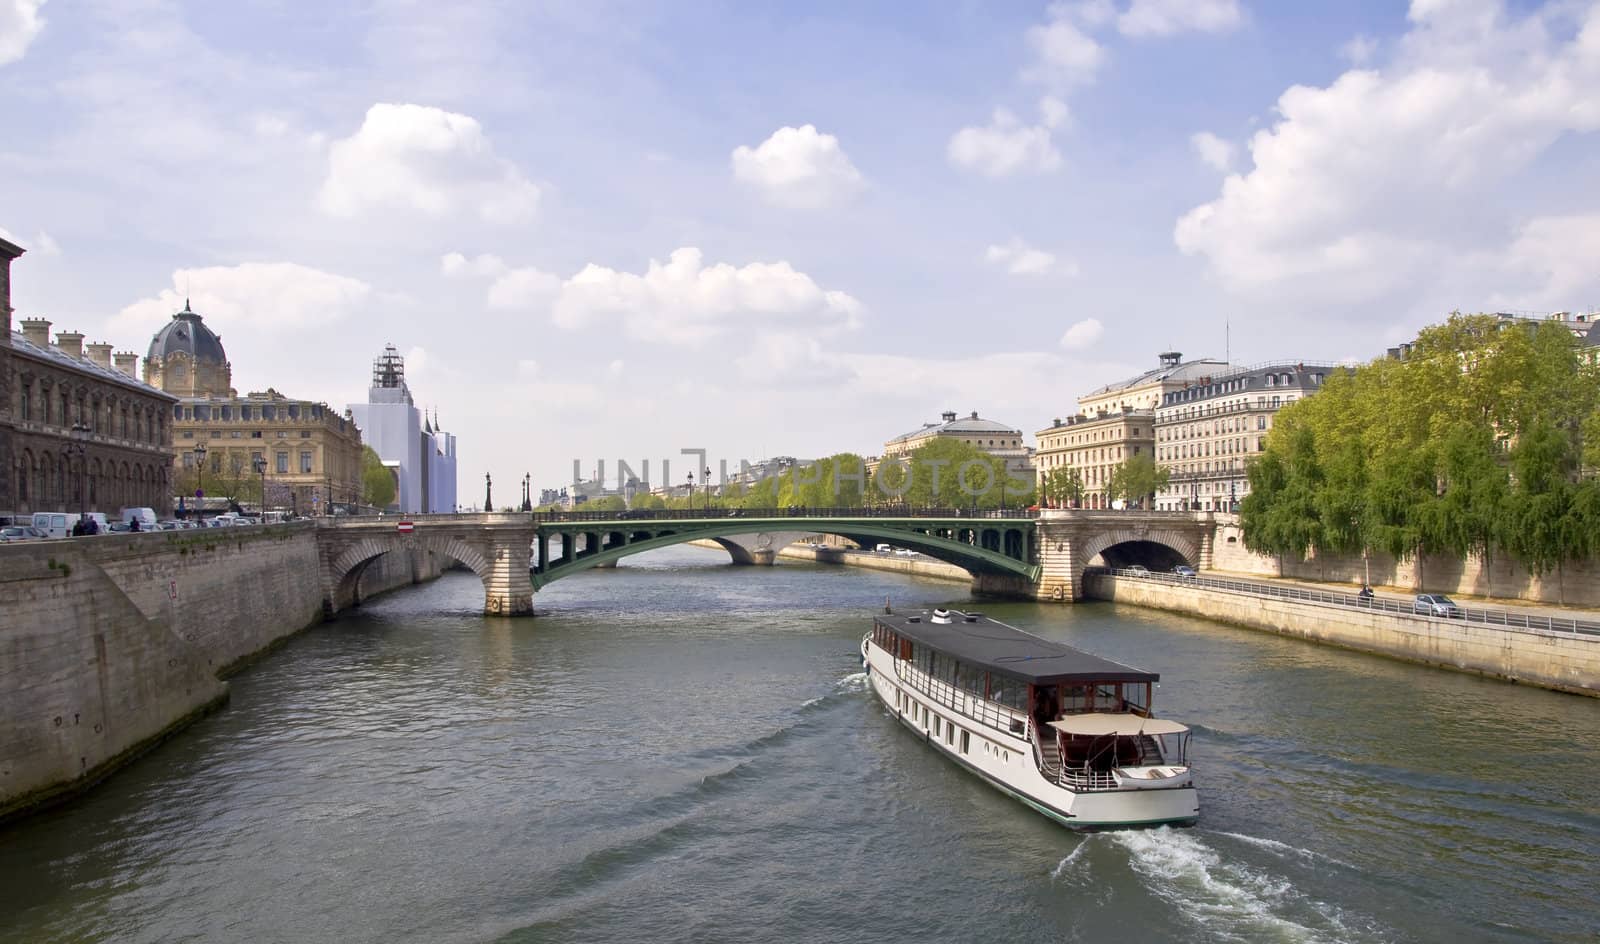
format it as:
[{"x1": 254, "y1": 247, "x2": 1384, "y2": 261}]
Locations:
[{"x1": 147, "y1": 299, "x2": 227, "y2": 364}]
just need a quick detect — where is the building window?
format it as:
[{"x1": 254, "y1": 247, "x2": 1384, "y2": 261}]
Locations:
[
  {"x1": 182, "y1": 431, "x2": 194, "y2": 439},
  {"x1": 301, "y1": 430, "x2": 312, "y2": 438},
  {"x1": 251, "y1": 431, "x2": 263, "y2": 438},
  {"x1": 276, "y1": 451, "x2": 289, "y2": 474},
  {"x1": 301, "y1": 451, "x2": 314, "y2": 473},
  {"x1": 230, "y1": 430, "x2": 242, "y2": 439}
]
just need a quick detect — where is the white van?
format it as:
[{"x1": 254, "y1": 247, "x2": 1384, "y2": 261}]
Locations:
[
  {"x1": 30, "y1": 512, "x2": 108, "y2": 537},
  {"x1": 31, "y1": 512, "x2": 72, "y2": 538},
  {"x1": 122, "y1": 507, "x2": 158, "y2": 530},
  {"x1": 874, "y1": 544, "x2": 892, "y2": 553}
]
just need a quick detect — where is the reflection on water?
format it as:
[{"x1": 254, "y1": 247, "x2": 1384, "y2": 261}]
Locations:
[{"x1": 1, "y1": 546, "x2": 1595, "y2": 944}]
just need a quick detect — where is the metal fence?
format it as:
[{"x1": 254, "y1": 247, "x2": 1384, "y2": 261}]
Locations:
[{"x1": 1091, "y1": 566, "x2": 1600, "y2": 638}]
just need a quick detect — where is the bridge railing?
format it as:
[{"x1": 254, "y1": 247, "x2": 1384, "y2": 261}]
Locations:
[
  {"x1": 530, "y1": 506, "x2": 1037, "y2": 523},
  {"x1": 1090, "y1": 566, "x2": 1600, "y2": 638}
]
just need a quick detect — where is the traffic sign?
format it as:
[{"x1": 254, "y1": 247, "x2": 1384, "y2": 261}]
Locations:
[{"x1": 397, "y1": 521, "x2": 414, "y2": 533}]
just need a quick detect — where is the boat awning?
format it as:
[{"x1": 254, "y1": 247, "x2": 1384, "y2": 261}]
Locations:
[{"x1": 1048, "y1": 714, "x2": 1189, "y2": 737}]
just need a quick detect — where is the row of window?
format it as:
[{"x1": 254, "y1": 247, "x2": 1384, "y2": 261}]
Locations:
[
  {"x1": 181, "y1": 449, "x2": 318, "y2": 474},
  {"x1": 17, "y1": 382, "x2": 166, "y2": 446},
  {"x1": 175, "y1": 402, "x2": 325, "y2": 423},
  {"x1": 179, "y1": 429, "x2": 316, "y2": 441},
  {"x1": 12, "y1": 449, "x2": 167, "y2": 510},
  {"x1": 1039, "y1": 425, "x2": 1144, "y2": 453}
]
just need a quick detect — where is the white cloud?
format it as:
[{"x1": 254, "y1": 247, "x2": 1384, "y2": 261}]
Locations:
[
  {"x1": 114, "y1": 262, "x2": 372, "y2": 335},
  {"x1": 516, "y1": 358, "x2": 540, "y2": 377},
  {"x1": 1024, "y1": 5, "x2": 1106, "y2": 90},
  {"x1": 1189, "y1": 131, "x2": 1235, "y2": 171},
  {"x1": 486, "y1": 266, "x2": 561, "y2": 310},
  {"x1": 0, "y1": 0, "x2": 46, "y2": 66},
  {"x1": 1059, "y1": 317, "x2": 1105, "y2": 350},
  {"x1": 318, "y1": 103, "x2": 539, "y2": 223},
  {"x1": 731, "y1": 124, "x2": 865, "y2": 209},
  {"x1": 985, "y1": 238, "x2": 1063, "y2": 276},
  {"x1": 1174, "y1": 0, "x2": 1600, "y2": 304},
  {"x1": 0, "y1": 226, "x2": 59, "y2": 255},
  {"x1": 1118, "y1": 0, "x2": 1244, "y2": 37},
  {"x1": 440, "y1": 252, "x2": 509, "y2": 278},
  {"x1": 607, "y1": 359, "x2": 625, "y2": 376},
  {"x1": 1490, "y1": 214, "x2": 1600, "y2": 309},
  {"x1": 1340, "y1": 34, "x2": 1378, "y2": 64},
  {"x1": 948, "y1": 107, "x2": 1062, "y2": 176},
  {"x1": 552, "y1": 247, "x2": 862, "y2": 345}
]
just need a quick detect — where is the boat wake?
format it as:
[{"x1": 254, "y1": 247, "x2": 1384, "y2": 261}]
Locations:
[{"x1": 1113, "y1": 827, "x2": 1388, "y2": 943}]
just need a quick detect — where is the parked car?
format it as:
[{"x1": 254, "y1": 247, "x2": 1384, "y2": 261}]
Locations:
[
  {"x1": 874, "y1": 544, "x2": 892, "y2": 553},
  {"x1": 1413, "y1": 594, "x2": 1462, "y2": 618},
  {"x1": 0, "y1": 525, "x2": 43, "y2": 542},
  {"x1": 1126, "y1": 565, "x2": 1151, "y2": 576},
  {"x1": 1173, "y1": 565, "x2": 1197, "y2": 577},
  {"x1": 107, "y1": 521, "x2": 134, "y2": 533},
  {"x1": 121, "y1": 507, "x2": 159, "y2": 530}
]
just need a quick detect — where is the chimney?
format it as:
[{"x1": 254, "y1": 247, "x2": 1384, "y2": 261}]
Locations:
[
  {"x1": 19, "y1": 317, "x2": 50, "y2": 347},
  {"x1": 114, "y1": 351, "x2": 139, "y2": 376},
  {"x1": 970, "y1": 411, "x2": 979, "y2": 420},
  {"x1": 55, "y1": 330, "x2": 85, "y2": 359},
  {"x1": 941, "y1": 410, "x2": 957, "y2": 422},
  {"x1": 86, "y1": 342, "x2": 114, "y2": 368}
]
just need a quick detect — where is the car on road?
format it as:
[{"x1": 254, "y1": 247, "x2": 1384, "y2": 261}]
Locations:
[
  {"x1": 1413, "y1": 593, "x2": 1462, "y2": 618},
  {"x1": 0, "y1": 525, "x2": 44, "y2": 542},
  {"x1": 1125, "y1": 565, "x2": 1151, "y2": 576},
  {"x1": 1172, "y1": 565, "x2": 1197, "y2": 577}
]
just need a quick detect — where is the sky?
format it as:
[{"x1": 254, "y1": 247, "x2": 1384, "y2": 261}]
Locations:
[{"x1": 2, "y1": 0, "x2": 1598, "y2": 495}]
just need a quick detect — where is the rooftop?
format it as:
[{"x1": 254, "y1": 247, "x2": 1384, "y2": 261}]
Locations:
[
  {"x1": 1083, "y1": 352, "x2": 1231, "y2": 398},
  {"x1": 874, "y1": 608, "x2": 1158, "y2": 685},
  {"x1": 886, "y1": 410, "x2": 1021, "y2": 444},
  {"x1": 12, "y1": 327, "x2": 175, "y2": 401}
]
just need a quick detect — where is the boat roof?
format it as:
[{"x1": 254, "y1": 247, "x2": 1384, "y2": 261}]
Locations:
[
  {"x1": 873, "y1": 609, "x2": 1158, "y2": 685},
  {"x1": 1049, "y1": 713, "x2": 1187, "y2": 736}
]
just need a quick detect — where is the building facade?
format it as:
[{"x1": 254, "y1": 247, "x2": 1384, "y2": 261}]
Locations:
[
  {"x1": 347, "y1": 345, "x2": 457, "y2": 514},
  {"x1": 874, "y1": 410, "x2": 1033, "y2": 482},
  {"x1": 1033, "y1": 409, "x2": 1155, "y2": 509},
  {"x1": 1, "y1": 239, "x2": 177, "y2": 520},
  {"x1": 1035, "y1": 352, "x2": 1227, "y2": 509},
  {"x1": 1153, "y1": 361, "x2": 1334, "y2": 512},
  {"x1": 145, "y1": 303, "x2": 363, "y2": 515}
]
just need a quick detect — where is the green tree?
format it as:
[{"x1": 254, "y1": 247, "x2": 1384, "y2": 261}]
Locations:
[
  {"x1": 630, "y1": 493, "x2": 666, "y2": 511},
  {"x1": 1040, "y1": 467, "x2": 1087, "y2": 508},
  {"x1": 584, "y1": 495, "x2": 626, "y2": 513},
  {"x1": 1105, "y1": 454, "x2": 1169, "y2": 509},
  {"x1": 361, "y1": 446, "x2": 397, "y2": 510},
  {"x1": 881, "y1": 438, "x2": 1029, "y2": 510}
]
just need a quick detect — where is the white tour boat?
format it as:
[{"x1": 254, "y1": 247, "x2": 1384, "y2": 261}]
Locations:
[{"x1": 863, "y1": 607, "x2": 1198, "y2": 828}]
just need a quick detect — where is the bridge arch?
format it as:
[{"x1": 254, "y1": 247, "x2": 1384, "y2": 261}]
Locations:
[
  {"x1": 1073, "y1": 527, "x2": 1200, "y2": 584},
  {"x1": 532, "y1": 518, "x2": 1039, "y2": 589},
  {"x1": 323, "y1": 534, "x2": 495, "y2": 614}
]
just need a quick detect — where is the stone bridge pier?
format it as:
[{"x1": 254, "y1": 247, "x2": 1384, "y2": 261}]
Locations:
[
  {"x1": 709, "y1": 531, "x2": 811, "y2": 565},
  {"x1": 317, "y1": 515, "x2": 534, "y2": 617}
]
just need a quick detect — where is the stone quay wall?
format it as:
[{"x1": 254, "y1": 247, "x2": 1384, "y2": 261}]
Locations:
[
  {"x1": 1209, "y1": 517, "x2": 1600, "y2": 608},
  {"x1": 0, "y1": 523, "x2": 442, "y2": 822},
  {"x1": 1085, "y1": 573, "x2": 1599, "y2": 697}
]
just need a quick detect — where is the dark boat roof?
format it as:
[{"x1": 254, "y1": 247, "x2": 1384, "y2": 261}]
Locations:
[{"x1": 874, "y1": 609, "x2": 1158, "y2": 685}]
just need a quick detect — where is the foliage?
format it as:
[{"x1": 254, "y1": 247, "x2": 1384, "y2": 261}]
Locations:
[
  {"x1": 361, "y1": 446, "x2": 397, "y2": 509},
  {"x1": 874, "y1": 439, "x2": 1033, "y2": 510},
  {"x1": 583, "y1": 495, "x2": 626, "y2": 512},
  {"x1": 1239, "y1": 314, "x2": 1600, "y2": 573},
  {"x1": 1105, "y1": 454, "x2": 1169, "y2": 509},
  {"x1": 629, "y1": 493, "x2": 666, "y2": 510},
  {"x1": 1040, "y1": 466, "x2": 1085, "y2": 508}
]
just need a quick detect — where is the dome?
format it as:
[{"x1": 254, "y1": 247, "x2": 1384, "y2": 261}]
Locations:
[{"x1": 147, "y1": 299, "x2": 227, "y2": 365}]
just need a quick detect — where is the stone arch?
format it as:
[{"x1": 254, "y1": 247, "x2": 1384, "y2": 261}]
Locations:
[
  {"x1": 325, "y1": 533, "x2": 495, "y2": 614},
  {"x1": 1075, "y1": 528, "x2": 1199, "y2": 584}
]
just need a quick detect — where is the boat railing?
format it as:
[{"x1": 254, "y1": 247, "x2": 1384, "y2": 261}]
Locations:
[{"x1": 890, "y1": 655, "x2": 1027, "y2": 739}]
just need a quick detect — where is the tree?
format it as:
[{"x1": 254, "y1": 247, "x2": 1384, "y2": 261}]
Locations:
[
  {"x1": 630, "y1": 493, "x2": 666, "y2": 511},
  {"x1": 361, "y1": 446, "x2": 396, "y2": 510},
  {"x1": 884, "y1": 438, "x2": 1028, "y2": 510},
  {"x1": 584, "y1": 495, "x2": 626, "y2": 513},
  {"x1": 1105, "y1": 454, "x2": 1169, "y2": 509},
  {"x1": 1040, "y1": 467, "x2": 1086, "y2": 508}
]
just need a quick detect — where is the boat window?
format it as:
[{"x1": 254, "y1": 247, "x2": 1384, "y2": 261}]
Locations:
[
  {"x1": 960, "y1": 731, "x2": 970, "y2": 754},
  {"x1": 990, "y1": 675, "x2": 1027, "y2": 711},
  {"x1": 1126, "y1": 683, "x2": 1150, "y2": 715},
  {"x1": 1060, "y1": 685, "x2": 1090, "y2": 713}
]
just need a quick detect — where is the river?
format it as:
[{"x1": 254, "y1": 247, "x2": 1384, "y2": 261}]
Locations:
[{"x1": 2, "y1": 547, "x2": 1596, "y2": 943}]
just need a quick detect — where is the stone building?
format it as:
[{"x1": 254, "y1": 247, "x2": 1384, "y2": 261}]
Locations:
[
  {"x1": 144, "y1": 303, "x2": 363, "y2": 515},
  {"x1": 873, "y1": 410, "x2": 1034, "y2": 483},
  {"x1": 0, "y1": 237, "x2": 177, "y2": 521},
  {"x1": 1153, "y1": 361, "x2": 1335, "y2": 512},
  {"x1": 1035, "y1": 352, "x2": 1226, "y2": 509}
]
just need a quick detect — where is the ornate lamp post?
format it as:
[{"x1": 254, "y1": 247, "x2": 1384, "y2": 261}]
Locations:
[
  {"x1": 704, "y1": 466, "x2": 712, "y2": 513},
  {"x1": 484, "y1": 472, "x2": 493, "y2": 512},
  {"x1": 522, "y1": 472, "x2": 531, "y2": 512},
  {"x1": 193, "y1": 442, "x2": 208, "y2": 522},
  {"x1": 254, "y1": 455, "x2": 268, "y2": 516},
  {"x1": 69, "y1": 422, "x2": 91, "y2": 522},
  {"x1": 686, "y1": 470, "x2": 694, "y2": 511}
]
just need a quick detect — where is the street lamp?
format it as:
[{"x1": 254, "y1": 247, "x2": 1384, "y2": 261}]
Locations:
[
  {"x1": 704, "y1": 466, "x2": 712, "y2": 513},
  {"x1": 686, "y1": 470, "x2": 694, "y2": 510},
  {"x1": 254, "y1": 455, "x2": 268, "y2": 516},
  {"x1": 193, "y1": 442, "x2": 208, "y2": 522},
  {"x1": 69, "y1": 422, "x2": 91, "y2": 523},
  {"x1": 484, "y1": 472, "x2": 493, "y2": 512},
  {"x1": 522, "y1": 473, "x2": 531, "y2": 512}
]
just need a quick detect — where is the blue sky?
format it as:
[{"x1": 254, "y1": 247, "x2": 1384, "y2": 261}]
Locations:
[{"x1": 3, "y1": 0, "x2": 1597, "y2": 492}]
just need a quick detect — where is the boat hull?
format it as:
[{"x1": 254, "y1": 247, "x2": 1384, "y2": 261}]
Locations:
[{"x1": 863, "y1": 635, "x2": 1199, "y2": 829}]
